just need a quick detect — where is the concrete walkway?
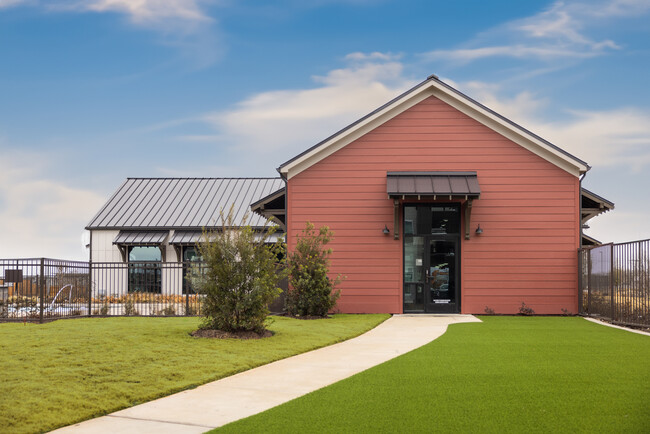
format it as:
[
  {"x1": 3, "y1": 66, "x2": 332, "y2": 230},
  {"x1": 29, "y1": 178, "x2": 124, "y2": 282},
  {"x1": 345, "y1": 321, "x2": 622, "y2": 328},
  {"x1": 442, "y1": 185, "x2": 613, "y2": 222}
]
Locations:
[{"x1": 54, "y1": 314, "x2": 481, "y2": 434}]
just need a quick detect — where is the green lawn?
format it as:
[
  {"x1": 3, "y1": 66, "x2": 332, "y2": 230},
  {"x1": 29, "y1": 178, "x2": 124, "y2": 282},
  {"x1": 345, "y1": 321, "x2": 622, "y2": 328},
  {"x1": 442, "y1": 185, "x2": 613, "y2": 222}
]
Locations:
[
  {"x1": 218, "y1": 317, "x2": 650, "y2": 433},
  {"x1": 0, "y1": 314, "x2": 388, "y2": 433}
]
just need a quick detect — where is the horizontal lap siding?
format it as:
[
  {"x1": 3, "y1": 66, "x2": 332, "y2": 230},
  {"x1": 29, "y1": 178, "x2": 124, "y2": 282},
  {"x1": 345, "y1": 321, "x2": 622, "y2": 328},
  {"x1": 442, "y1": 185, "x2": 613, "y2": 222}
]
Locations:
[{"x1": 287, "y1": 96, "x2": 579, "y2": 314}]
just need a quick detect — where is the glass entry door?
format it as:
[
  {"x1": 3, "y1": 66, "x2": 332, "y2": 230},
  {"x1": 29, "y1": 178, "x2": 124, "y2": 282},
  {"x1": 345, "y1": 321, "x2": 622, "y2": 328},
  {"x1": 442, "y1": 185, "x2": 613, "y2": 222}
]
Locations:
[
  {"x1": 426, "y1": 239, "x2": 458, "y2": 312},
  {"x1": 403, "y1": 204, "x2": 460, "y2": 313}
]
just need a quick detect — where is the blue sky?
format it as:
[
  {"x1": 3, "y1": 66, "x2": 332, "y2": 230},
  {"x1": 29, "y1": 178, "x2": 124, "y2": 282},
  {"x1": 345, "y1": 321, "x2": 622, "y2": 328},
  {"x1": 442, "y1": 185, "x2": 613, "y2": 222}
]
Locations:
[{"x1": 1, "y1": 0, "x2": 649, "y2": 260}]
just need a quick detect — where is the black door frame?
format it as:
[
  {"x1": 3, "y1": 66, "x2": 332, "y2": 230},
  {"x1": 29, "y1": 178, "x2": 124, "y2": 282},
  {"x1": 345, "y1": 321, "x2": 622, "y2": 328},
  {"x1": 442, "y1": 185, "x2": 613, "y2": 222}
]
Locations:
[
  {"x1": 423, "y1": 235, "x2": 460, "y2": 313},
  {"x1": 402, "y1": 203, "x2": 462, "y2": 314}
]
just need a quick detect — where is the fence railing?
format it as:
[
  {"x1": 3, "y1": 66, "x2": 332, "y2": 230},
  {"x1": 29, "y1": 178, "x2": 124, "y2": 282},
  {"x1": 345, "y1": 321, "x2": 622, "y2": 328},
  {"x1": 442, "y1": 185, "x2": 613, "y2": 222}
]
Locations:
[
  {"x1": 579, "y1": 239, "x2": 650, "y2": 328},
  {"x1": 1, "y1": 258, "x2": 287, "y2": 322}
]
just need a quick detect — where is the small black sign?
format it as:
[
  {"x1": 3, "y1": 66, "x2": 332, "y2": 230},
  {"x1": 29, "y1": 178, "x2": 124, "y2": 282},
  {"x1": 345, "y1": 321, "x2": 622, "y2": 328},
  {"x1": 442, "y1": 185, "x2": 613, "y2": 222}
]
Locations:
[{"x1": 5, "y1": 269, "x2": 23, "y2": 283}]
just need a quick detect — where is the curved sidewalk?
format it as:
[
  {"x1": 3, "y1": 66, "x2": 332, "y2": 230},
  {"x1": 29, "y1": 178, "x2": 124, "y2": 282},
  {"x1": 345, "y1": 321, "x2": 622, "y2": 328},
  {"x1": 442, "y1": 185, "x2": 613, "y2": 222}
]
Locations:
[{"x1": 54, "y1": 314, "x2": 481, "y2": 434}]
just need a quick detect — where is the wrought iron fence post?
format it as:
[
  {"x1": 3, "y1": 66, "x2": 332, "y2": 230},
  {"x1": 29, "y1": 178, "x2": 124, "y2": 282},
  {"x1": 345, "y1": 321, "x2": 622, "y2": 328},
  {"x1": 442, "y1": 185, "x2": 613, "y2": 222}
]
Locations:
[
  {"x1": 184, "y1": 262, "x2": 189, "y2": 316},
  {"x1": 610, "y1": 243, "x2": 615, "y2": 322},
  {"x1": 88, "y1": 261, "x2": 92, "y2": 317},
  {"x1": 578, "y1": 249, "x2": 583, "y2": 314},
  {"x1": 587, "y1": 250, "x2": 592, "y2": 316},
  {"x1": 39, "y1": 258, "x2": 45, "y2": 323}
]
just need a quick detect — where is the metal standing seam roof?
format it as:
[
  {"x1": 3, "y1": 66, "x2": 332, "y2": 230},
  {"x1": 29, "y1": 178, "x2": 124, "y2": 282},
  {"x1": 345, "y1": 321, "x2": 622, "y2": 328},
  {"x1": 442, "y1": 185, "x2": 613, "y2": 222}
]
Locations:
[
  {"x1": 169, "y1": 230, "x2": 284, "y2": 245},
  {"x1": 168, "y1": 231, "x2": 203, "y2": 245},
  {"x1": 387, "y1": 172, "x2": 480, "y2": 198},
  {"x1": 87, "y1": 178, "x2": 285, "y2": 230},
  {"x1": 112, "y1": 231, "x2": 168, "y2": 245}
]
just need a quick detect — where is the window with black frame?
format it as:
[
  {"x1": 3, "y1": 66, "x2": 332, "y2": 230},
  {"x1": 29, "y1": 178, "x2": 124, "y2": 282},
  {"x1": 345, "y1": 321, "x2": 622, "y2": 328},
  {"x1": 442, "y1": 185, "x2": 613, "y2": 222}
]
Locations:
[
  {"x1": 182, "y1": 245, "x2": 203, "y2": 294},
  {"x1": 128, "y1": 246, "x2": 162, "y2": 293}
]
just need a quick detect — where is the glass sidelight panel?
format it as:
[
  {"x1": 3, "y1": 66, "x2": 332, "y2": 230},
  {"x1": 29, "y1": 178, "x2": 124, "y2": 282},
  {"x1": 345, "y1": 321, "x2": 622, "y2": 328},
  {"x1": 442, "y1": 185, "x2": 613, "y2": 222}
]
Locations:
[
  {"x1": 427, "y1": 240, "x2": 456, "y2": 307},
  {"x1": 403, "y1": 236, "x2": 425, "y2": 312}
]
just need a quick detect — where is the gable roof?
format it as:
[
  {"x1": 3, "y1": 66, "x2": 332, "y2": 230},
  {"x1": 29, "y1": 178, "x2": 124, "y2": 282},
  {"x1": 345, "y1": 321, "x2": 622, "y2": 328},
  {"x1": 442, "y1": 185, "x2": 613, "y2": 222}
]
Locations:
[
  {"x1": 86, "y1": 178, "x2": 284, "y2": 230},
  {"x1": 278, "y1": 75, "x2": 590, "y2": 179}
]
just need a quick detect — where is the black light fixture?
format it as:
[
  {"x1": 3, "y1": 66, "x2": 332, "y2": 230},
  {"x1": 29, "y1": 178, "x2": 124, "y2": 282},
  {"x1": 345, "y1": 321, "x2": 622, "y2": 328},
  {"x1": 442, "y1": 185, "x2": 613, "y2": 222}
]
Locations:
[
  {"x1": 475, "y1": 224, "x2": 483, "y2": 235},
  {"x1": 383, "y1": 225, "x2": 390, "y2": 235}
]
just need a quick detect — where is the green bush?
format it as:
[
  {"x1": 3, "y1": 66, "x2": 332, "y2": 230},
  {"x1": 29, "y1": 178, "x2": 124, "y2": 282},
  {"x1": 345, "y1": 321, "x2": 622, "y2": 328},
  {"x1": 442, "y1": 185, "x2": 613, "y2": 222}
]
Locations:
[
  {"x1": 195, "y1": 208, "x2": 286, "y2": 333},
  {"x1": 286, "y1": 222, "x2": 344, "y2": 317}
]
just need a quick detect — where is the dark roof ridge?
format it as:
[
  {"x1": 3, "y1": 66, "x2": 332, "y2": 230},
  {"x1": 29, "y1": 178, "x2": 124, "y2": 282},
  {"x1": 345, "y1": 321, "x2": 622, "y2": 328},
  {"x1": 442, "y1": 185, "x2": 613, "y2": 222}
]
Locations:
[{"x1": 125, "y1": 177, "x2": 281, "y2": 180}]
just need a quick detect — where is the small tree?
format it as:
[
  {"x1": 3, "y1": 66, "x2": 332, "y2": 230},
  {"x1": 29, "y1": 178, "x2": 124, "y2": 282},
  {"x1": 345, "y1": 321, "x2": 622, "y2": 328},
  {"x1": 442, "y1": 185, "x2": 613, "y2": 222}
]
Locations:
[
  {"x1": 194, "y1": 208, "x2": 285, "y2": 333},
  {"x1": 286, "y1": 222, "x2": 344, "y2": 317}
]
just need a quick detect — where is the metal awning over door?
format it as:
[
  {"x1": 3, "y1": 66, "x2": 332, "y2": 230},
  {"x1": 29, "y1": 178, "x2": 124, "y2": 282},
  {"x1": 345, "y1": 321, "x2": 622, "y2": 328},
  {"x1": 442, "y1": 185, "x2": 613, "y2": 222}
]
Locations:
[
  {"x1": 112, "y1": 231, "x2": 168, "y2": 262},
  {"x1": 386, "y1": 172, "x2": 481, "y2": 240},
  {"x1": 387, "y1": 172, "x2": 480, "y2": 200},
  {"x1": 113, "y1": 231, "x2": 168, "y2": 245}
]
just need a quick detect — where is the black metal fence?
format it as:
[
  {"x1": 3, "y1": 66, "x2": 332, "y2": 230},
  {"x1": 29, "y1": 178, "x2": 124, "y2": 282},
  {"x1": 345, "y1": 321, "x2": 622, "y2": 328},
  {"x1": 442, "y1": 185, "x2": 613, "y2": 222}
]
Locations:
[
  {"x1": 1, "y1": 258, "x2": 288, "y2": 322},
  {"x1": 579, "y1": 239, "x2": 650, "y2": 328}
]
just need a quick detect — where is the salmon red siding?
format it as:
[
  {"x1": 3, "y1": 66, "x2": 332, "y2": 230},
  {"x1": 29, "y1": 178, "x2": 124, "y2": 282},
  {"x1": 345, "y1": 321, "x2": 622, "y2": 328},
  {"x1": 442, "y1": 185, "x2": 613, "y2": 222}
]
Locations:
[{"x1": 286, "y1": 96, "x2": 580, "y2": 315}]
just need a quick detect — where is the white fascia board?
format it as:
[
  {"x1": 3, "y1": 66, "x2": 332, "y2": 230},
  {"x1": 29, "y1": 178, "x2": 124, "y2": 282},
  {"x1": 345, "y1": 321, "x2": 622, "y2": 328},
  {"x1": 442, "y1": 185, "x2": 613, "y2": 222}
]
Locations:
[{"x1": 281, "y1": 80, "x2": 589, "y2": 179}]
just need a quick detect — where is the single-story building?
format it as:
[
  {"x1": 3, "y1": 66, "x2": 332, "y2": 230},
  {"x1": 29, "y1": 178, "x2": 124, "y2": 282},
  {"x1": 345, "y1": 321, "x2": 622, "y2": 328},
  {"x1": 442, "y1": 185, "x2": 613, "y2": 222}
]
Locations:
[
  {"x1": 87, "y1": 75, "x2": 613, "y2": 314},
  {"x1": 86, "y1": 178, "x2": 284, "y2": 295}
]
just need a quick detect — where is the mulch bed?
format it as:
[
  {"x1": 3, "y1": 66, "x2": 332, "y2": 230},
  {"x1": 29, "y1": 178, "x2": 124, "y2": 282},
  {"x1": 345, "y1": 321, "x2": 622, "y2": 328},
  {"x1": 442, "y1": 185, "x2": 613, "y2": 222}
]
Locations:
[
  {"x1": 279, "y1": 314, "x2": 331, "y2": 320},
  {"x1": 191, "y1": 329, "x2": 273, "y2": 339}
]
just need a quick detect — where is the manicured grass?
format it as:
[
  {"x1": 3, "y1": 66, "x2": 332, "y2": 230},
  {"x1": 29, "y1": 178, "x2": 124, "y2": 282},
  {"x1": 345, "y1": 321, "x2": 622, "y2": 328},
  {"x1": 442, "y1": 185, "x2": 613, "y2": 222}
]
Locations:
[
  {"x1": 218, "y1": 317, "x2": 650, "y2": 433},
  {"x1": 0, "y1": 314, "x2": 388, "y2": 433}
]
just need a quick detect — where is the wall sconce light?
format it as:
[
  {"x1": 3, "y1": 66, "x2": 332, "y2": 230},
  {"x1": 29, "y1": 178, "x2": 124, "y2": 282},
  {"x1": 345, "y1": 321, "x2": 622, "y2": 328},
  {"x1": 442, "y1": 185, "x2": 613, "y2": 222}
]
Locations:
[
  {"x1": 383, "y1": 225, "x2": 390, "y2": 235},
  {"x1": 475, "y1": 224, "x2": 483, "y2": 235}
]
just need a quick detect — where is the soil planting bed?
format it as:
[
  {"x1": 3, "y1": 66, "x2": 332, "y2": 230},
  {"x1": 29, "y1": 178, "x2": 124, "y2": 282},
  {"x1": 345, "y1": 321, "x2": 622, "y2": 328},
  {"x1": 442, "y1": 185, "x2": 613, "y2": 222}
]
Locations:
[{"x1": 191, "y1": 329, "x2": 273, "y2": 339}]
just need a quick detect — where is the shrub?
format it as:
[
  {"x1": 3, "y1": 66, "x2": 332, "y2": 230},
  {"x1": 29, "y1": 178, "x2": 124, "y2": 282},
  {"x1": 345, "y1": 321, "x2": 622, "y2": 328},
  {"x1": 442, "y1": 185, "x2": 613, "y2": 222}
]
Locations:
[
  {"x1": 518, "y1": 302, "x2": 535, "y2": 316},
  {"x1": 194, "y1": 208, "x2": 286, "y2": 333},
  {"x1": 484, "y1": 306, "x2": 496, "y2": 315},
  {"x1": 285, "y1": 222, "x2": 344, "y2": 317}
]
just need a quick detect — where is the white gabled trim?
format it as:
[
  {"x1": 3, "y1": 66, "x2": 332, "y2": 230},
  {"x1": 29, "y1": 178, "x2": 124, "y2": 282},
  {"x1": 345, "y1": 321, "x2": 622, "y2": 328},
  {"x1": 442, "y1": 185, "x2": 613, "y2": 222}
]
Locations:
[
  {"x1": 282, "y1": 83, "x2": 431, "y2": 179},
  {"x1": 279, "y1": 79, "x2": 589, "y2": 180},
  {"x1": 431, "y1": 84, "x2": 588, "y2": 177}
]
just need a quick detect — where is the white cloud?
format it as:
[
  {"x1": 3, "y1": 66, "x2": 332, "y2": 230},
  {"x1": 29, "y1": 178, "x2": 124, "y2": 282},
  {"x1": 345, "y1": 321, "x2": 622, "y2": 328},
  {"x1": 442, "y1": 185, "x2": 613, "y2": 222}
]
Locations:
[
  {"x1": 50, "y1": 0, "x2": 212, "y2": 28},
  {"x1": 1, "y1": 1, "x2": 220, "y2": 67},
  {"x1": 423, "y1": 45, "x2": 604, "y2": 62},
  {"x1": 344, "y1": 52, "x2": 401, "y2": 62},
  {"x1": 420, "y1": 0, "x2": 643, "y2": 64},
  {"x1": 452, "y1": 80, "x2": 650, "y2": 170},
  {"x1": 200, "y1": 57, "x2": 416, "y2": 156},
  {"x1": 0, "y1": 0, "x2": 29, "y2": 9},
  {"x1": 50, "y1": 0, "x2": 221, "y2": 67},
  {"x1": 0, "y1": 150, "x2": 105, "y2": 260},
  {"x1": 82, "y1": 0, "x2": 211, "y2": 24}
]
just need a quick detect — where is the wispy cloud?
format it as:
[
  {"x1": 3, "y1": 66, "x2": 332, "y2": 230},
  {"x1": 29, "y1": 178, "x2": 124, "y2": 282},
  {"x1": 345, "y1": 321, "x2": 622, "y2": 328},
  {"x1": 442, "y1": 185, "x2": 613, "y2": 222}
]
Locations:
[
  {"x1": 344, "y1": 52, "x2": 402, "y2": 62},
  {"x1": 3, "y1": 0, "x2": 221, "y2": 67},
  {"x1": 449, "y1": 80, "x2": 650, "y2": 170},
  {"x1": 421, "y1": 0, "x2": 648, "y2": 64},
  {"x1": 49, "y1": 0, "x2": 213, "y2": 26},
  {"x1": 147, "y1": 54, "x2": 418, "y2": 175},
  {"x1": 200, "y1": 55, "x2": 416, "y2": 155},
  {"x1": 82, "y1": 0, "x2": 211, "y2": 25},
  {"x1": 0, "y1": 0, "x2": 31, "y2": 9},
  {"x1": 0, "y1": 148, "x2": 105, "y2": 260}
]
